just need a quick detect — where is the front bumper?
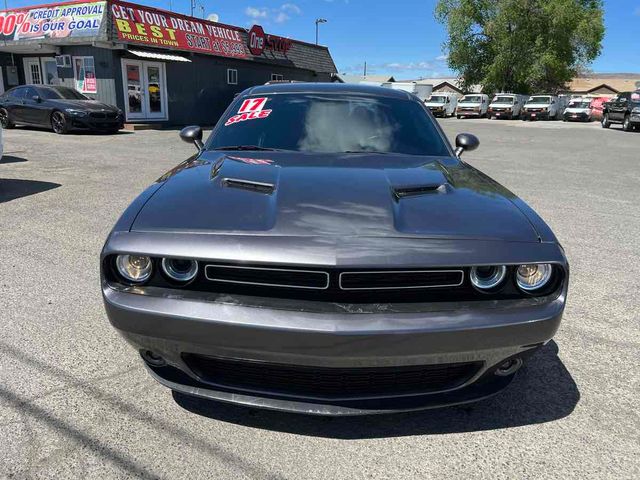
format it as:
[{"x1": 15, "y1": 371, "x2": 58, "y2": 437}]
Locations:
[
  {"x1": 428, "y1": 107, "x2": 447, "y2": 117},
  {"x1": 457, "y1": 110, "x2": 482, "y2": 117},
  {"x1": 67, "y1": 113, "x2": 124, "y2": 131},
  {"x1": 522, "y1": 111, "x2": 550, "y2": 120},
  {"x1": 489, "y1": 110, "x2": 514, "y2": 119},
  {"x1": 103, "y1": 279, "x2": 566, "y2": 414},
  {"x1": 563, "y1": 112, "x2": 590, "y2": 121}
]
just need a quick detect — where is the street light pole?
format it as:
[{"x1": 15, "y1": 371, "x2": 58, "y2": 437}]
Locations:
[{"x1": 315, "y1": 18, "x2": 327, "y2": 45}]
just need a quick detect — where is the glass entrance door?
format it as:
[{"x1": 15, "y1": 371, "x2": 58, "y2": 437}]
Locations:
[
  {"x1": 122, "y1": 59, "x2": 167, "y2": 121},
  {"x1": 23, "y1": 58, "x2": 42, "y2": 84}
]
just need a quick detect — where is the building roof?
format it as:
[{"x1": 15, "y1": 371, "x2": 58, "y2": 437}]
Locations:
[
  {"x1": 332, "y1": 74, "x2": 396, "y2": 83},
  {"x1": 567, "y1": 74, "x2": 640, "y2": 94}
]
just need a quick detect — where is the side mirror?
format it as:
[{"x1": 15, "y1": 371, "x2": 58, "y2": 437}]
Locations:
[
  {"x1": 180, "y1": 125, "x2": 204, "y2": 152},
  {"x1": 454, "y1": 133, "x2": 480, "y2": 158},
  {"x1": 32, "y1": 95, "x2": 41, "y2": 103}
]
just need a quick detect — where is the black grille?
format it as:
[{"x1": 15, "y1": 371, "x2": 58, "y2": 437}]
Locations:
[
  {"x1": 90, "y1": 111, "x2": 118, "y2": 119},
  {"x1": 340, "y1": 270, "x2": 463, "y2": 290},
  {"x1": 205, "y1": 264, "x2": 329, "y2": 290},
  {"x1": 183, "y1": 354, "x2": 482, "y2": 399}
]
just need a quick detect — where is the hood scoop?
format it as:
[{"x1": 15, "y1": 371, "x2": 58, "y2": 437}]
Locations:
[
  {"x1": 386, "y1": 163, "x2": 452, "y2": 201},
  {"x1": 222, "y1": 177, "x2": 275, "y2": 195},
  {"x1": 393, "y1": 182, "x2": 448, "y2": 199}
]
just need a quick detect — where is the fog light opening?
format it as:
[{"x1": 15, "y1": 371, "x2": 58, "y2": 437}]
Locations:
[
  {"x1": 141, "y1": 350, "x2": 167, "y2": 367},
  {"x1": 495, "y1": 357, "x2": 523, "y2": 376}
]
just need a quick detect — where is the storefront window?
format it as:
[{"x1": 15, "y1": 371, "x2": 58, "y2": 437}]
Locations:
[
  {"x1": 74, "y1": 56, "x2": 97, "y2": 93},
  {"x1": 271, "y1": 74, "x2": 284, "y2": 81}
]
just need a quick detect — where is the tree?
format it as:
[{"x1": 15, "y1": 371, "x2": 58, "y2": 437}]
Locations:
[{"x1": 434, "y1": 0, "x2": 604, "y2": 94}]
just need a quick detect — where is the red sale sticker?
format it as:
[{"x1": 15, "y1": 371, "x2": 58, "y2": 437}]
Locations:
[{"x1": 225, "y1": 97, "x2": 272, "y2": 126}]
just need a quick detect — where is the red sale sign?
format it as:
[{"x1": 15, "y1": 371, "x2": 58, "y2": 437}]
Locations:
[{"x1": 225, "y1": 97, "x2": 272, "y2": 126}]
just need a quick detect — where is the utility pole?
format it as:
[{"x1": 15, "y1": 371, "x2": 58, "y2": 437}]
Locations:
[
  {"x1": 315, "y1": 18, "x2": 327, "y2": 45},
  {"x1": 364, "y1": 61, "x2": 367, "y2": 77}
]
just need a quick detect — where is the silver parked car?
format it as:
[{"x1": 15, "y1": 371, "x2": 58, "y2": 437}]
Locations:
[{"x1": 101, "y1": 83, "x2": 569, "y2": 415}]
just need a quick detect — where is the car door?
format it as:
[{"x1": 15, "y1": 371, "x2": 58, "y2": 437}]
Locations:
[
  {"x1": 21, "y1": 86, "x2": 48, "y2": 126},
  {"x1": 6, "y1": 87, "x2": 28, "y2": 123},
  {"x1": 609, "y1": 94, "x2": 625, "y2": 121}
]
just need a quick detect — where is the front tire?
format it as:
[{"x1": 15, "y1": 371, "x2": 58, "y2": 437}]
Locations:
[
  {"x1": 51, "y1": 111, "x2": 68, "y2": 134},
  {"x1": 623, "y1": 114, "x2": 632, "y2": 132},
  {"x1": 0, "y1": 108, "x2": 15, "y2": 128},
  {"x1": 602, "y1": 113, "x2": 611, "y2": 129}
]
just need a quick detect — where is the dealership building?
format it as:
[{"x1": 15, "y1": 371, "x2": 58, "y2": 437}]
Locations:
[{"x1": 0, "y1": 0, "x2": 337, "y2": 125}]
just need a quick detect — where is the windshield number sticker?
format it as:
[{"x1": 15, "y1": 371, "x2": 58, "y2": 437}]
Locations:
[{"x1": 225, "y1": 97, "x2": 272, "y2": 126}]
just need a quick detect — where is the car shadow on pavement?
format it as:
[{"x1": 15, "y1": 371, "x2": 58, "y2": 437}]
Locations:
[
  {"x1": 10, "y1": 125, "x2": 133, "y2": 136},
  {"x1": 0, "y1": 178, "x2": 61, "y2": 203},
  {"x1": 173, "y1": 341, "x2": 580, "y2": 439},
  {"x1": 0, "y1": 155, "x2": 28, "y2": 165}
]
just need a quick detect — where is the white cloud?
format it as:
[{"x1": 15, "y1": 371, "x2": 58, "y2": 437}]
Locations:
[
  {"x1": 281, "y1": 3, "x2": 302, "y2": 14},
  {"x1": 245, "y1": 4, "x2": 302, "y2": 24},
  {"x1": 436, "y1": 54, "x2": 448, "y2": 61},
  {"x1": 383, "y1": 61, "x2": 435, "y2": 71},
  {"x1": 245, "y1": 6, "x2": 268, "y2": 20}
]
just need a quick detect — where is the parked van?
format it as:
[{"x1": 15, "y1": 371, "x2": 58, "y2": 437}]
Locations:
[
  {"x1": 487, "y1": 93, "x2": 527, "y2": 119},
  {"x1": 423, "y1": 92, "x2": 458, "y2": 117},
  {"x1": 456, "y1": 93, "x2": 489, "y2": 118},
  {"x1": 383, "y1": 82, "x2": 433, "y2": 102},
  {"x1": 521, "y1": 95, "x2": 568, "y2": 120},
  {"x1": 563, "y1": 97, "x2": 594, "y2": 122}
]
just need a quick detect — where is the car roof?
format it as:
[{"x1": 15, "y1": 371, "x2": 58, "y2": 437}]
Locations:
[{"x1": 244, "y1": 82, "x2": 413, "y2": 100}]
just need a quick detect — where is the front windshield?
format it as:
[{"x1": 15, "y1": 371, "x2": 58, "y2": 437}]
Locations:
[
  {"x1": 210, "y1": 93, "x2": 450, "y2": 156},
  {"x1": 426, "y1": 96, "x2": 447, "y2": 103},
  {"x1": 493, "y1": 96, "x2": 514, "y2": 104},
  {"x1": 568, "y1": 101, "x2": 590, "y2": 109},
  {"x1": 41, "y1": 87, "x2": 89, "y2": 100},
  {"x1": 459, "y1": 95, "x2": 482, "y2": 103},
  {"x1": 528, "y1": 96, "x2": 551, "y2": 104}
]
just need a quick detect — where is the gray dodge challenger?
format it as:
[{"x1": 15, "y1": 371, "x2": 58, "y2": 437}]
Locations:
[{"x1": 101, "y1": 83, "x2": 569, "y2": 415}]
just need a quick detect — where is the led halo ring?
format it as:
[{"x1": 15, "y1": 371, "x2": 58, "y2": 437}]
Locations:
[
  {"x1": 470, "y1": 265, "x2": 507, "y2": 291},
  {"x1": 116, "y1": 254, "x2": 153, "y2": 283},
  {"x1": 161, "y1": 257, "x2": 199, "y2": 283},
  {"x1": 516, "y1": 263, "x2": 553, "y2": 292}
]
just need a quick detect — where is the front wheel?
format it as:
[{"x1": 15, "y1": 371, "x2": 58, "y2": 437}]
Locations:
[
  {"x1": 51, "y1": 111, "x2": 68, "y2": 134},
  {"x1": 601, "y1": 113, "x2": 611, "y2": 129},
  {"x1": 622, "y1": 114, "x2": 632, "y2": 132},
  {"x1": 0, "y1": 108, "x2": 15, "y2": 128}
]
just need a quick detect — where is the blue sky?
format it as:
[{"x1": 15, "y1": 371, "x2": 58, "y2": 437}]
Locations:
[{"x1": 7, "y1": 0, "x2": 640, "y2": 78}]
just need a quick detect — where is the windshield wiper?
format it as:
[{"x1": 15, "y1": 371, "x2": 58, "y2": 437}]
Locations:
[{"x1": 212, "y1": 145, "x2": 277, "y2": 151}]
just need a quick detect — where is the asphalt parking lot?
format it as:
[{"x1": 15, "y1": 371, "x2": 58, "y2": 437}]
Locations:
[{"x1": 1, "y1": 118, "x2": 638, "y2": 479}]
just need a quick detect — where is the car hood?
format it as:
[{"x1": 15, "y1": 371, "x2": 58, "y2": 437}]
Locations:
[
  {"x1": 565, "y1": 107, "x2": 590, "y2": 113},
  {"x1": 424, "y1": 102, "x2": 445, "y2": 107},
  {"x1": 49, "y1": 99, "x2": 119, "y2": 112},
  {"x1": 490, "y1": 102, "x2": 514, "y2": 108},
  {"x1": 131, "y1": 152, "x2": 540, "y2": 241},
  {"x1": 524, "y1": 103, "x2": 550, "y2": 108},
  {"x1": 458, "y1": 102, "x2": 481, "y2": 108}
]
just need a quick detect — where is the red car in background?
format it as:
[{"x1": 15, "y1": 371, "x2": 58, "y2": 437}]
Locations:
[{"x1": 589, "y1": 96, "x2": 610, "y2": 121}]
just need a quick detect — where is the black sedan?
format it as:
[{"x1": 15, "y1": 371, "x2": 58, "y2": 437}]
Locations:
[
  {"x1": 101, "y1": 83, "x2": 568, "y2": 415},
  {"x1": 0, "y1": 85, "x2": 123, "y2": 134}
]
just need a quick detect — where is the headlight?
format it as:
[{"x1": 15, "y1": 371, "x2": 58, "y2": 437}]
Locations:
[
  {"x1": 516, "y1": 264, "x2": 553, "y2": 291},
  {"x1": 470, "y1": 265, "x2": 507, "y2": 291},
  {"x1": 116, "y1": 255, "x2": 152, "y2": 283},
  {"x1": 64, "y1": 108, "x2": 87, "y2": 116},
  {"x1": 161, "y1": 258, "x2": 198, "y2": 282}
]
